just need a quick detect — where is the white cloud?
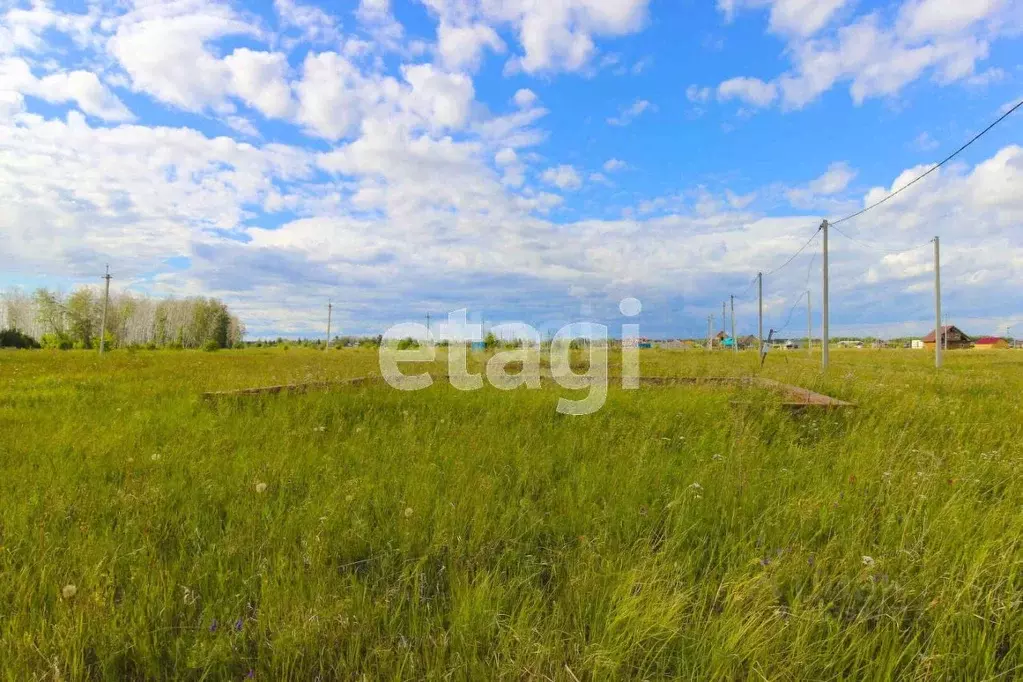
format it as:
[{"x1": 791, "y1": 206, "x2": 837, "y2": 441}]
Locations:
[
  {"x1": 273, "y1": 0, "x2": 341, "y2": 43},
  {"x1": 437, "y1": 22, "x2": 505, "y2": 71},
  {"x1": 786, "y1": 161, "x2": 857, "y2": 208},
  {"x1": 686, "y1": 84, "x2": 712, "y2": 103},
  {"x1": 717, "y1": 0, "x2": 1013, "y2": 110},
  {"x1": 0, "y1": 58, "x2": 133, "y2": 122},
  {"x1": 108, "y1": 2, "x2": 259, "y2": 112},
  {"x1": 541, "y1": 165, "x2": 583, "y2": 191},
  {"x1": 224, "y1": 49, "x2": 296, "y2": 119},
  {"x1": 603, "y1": 158, "x2": 628, "y2": 172},
  {"x1": 423, "y1": 0, "x2": 651, "y2": 74},
  {"x1": 607, "y1": 99, "x2": 653, "y2": 126},
  {"x1": 513, "y1": 88, "x2": 538, "y2": 108},
  {"x1": 718, "y1": 0, "x2": 851, "y2": 36},
  {"x1": 401, "y1": 63, "x2": 475, "y2": 131},
  {"x1": 717, "y1": 77, "x2": 778, "y2": 107}
]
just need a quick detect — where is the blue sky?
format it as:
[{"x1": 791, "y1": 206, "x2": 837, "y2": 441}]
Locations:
[{"x1": 1, "y1": 0, "x2": 1021, "y2": 339}]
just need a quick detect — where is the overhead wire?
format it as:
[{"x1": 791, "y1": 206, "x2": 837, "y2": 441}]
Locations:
[{"x1": 831, "y1": 98, "x2": 1023, "y2": 227}]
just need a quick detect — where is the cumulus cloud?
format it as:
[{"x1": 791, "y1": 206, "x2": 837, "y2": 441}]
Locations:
[
  {"x1": 0, "y1": 59, "x2": 134, "y2": 121},
  {"x1": 422, "y1": 0, "x2": 651, "y2": 74},
  {"x1": 786, "y1": 161, "x2": 858, "y2": 208},
  {"x1": 716, "y1": 0, "x2": 1014, "y2": 110},
  {"x1": 541, "y1": 165, "x2": 583, "y2": 191},
  {"x1": 717, "y1": 77, "x2": 778, "y2": 107}
]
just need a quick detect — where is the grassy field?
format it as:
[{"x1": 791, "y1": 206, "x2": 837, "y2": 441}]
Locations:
[{"x1": 1, "y1": 347, "x2": 1022, "y2": 680}]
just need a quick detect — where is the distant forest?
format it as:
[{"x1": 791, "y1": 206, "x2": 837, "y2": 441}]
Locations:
[{"x1": 0, "y1": 287, "x2": 244, "y2": 350}]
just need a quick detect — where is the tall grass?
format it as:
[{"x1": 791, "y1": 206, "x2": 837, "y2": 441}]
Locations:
[{"x1": 1, "y1": 348, "x2": 1021, "y2": 679}]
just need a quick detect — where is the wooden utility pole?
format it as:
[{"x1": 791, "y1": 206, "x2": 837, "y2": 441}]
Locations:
[
  {"x1": 821, "y1": 220, "x2": 830, "y2": 371},
  {"x1": 757, "y1": 272, "x2": 763, "y2": 356},
  {"x1": 326, "y1": 300, "x2": 332, "y2": 350},
  {"x1": 934, "y1": 237, "x2": 942, "y2": 369},
  {"x1": 730, "y1": 295, "x2": 736, "y2": 354},
  {"x1": 99, "y1": 265, "x2": 111, "y2": 354},
  {"x1": 807, "y1": 290, "x2": 812, "y2": 354}
]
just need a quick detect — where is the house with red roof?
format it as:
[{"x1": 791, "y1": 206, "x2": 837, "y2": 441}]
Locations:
[{"x1": 973, "y1": 336, "x2": 1010, "y2": 350}]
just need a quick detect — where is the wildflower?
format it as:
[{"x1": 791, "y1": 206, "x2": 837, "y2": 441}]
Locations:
[
  {"x1": 712, "y1": 454, "x2": 723, "y2": 462},
  {"x1": 255, "y1": 483, "x2": 268, "y2": 494},
  {"x1": 862, "y1": 556, "x2": 875, "y2": 567},
  {"x1": 235, "y1": 618, "x2": 243, "y2": 632},
  {"x1": 689, "y1": 482, "x2": 703, "y2": 492},
  {"x1": 150, "y1": 453, "x2": 161, "y2": 462},
  {"x1": 313, "y1": 426, "x2": 326, "y2": 433},
  {"x1": 209, "y1": 619, "x2": 218, "y2": 633},
  {"x1": 61, "y1": 584, "x2": 77, "y2": 600},
  {"x1": 404, "y1": 507, "x2": 414, "y2": 518}
]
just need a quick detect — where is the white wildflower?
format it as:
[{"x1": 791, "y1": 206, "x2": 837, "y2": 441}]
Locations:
[
  {"x1": 61, "y1": 584, "x2": 77, "y2": 600},
  {"x1": 255, "y1": 482, "x2": 268, "y2": 494},
  {"x1": 862, "y1": 556, "x2": 875, "y2": 567},
  {"x1": 404, "y1": 507, "x2": 414, "y2": 518}
]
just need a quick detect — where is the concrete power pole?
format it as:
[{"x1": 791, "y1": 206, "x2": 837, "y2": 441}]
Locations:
[
  {"x1": 757, "y1": 272, "x2": 763, "y2": 356},
  {"x1": 426, "y1": 313, "x2": 431, "y2": 341},
  {"x1": 707, "y1": 315, "x2": 713, "y2": 351},
  {"x1": 721, "y1": 302, "x2": 726, "y2": 336},
  {"x1": 807, "y1": 290, "x2": 812, "y2": 355},
  {"x1": 99, "y1": 264, "x2": 111, "y2": 354},
  {"x1": 730, "y1": 295, "x2": 736, "y2": 354},
  {"x1": 821, "y1": 220, "x2": 830, "y2": 371},
  {"x1": 934, "y1": 236, "x2": 942, "y2": 369},
  {"x1": 325, "y1": 300, "x2": 332, "y2": 350}
]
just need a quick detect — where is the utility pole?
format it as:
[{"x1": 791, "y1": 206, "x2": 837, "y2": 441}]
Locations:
[
  {"x1": 821, "y1": 220, "x2": 830, "y2": 371},
  {"x1": 707, "y1": 315, "x2": 713, "y2": 351},
  {"x1": 325, "y1": 300, "x2": 332, "y2": 350},
  {"x1": 730, "y1": 295, "x2": 736, "y2": 354},
  {"x1": 807, "y1": 290, "x2": 812, "y2": 355},
  {"x1": 426, "y1": 313, "x2": 431, "y2": 340},
  {"x1": 721, "y1": 301, "x2": 726, "y2": 336},
  {"x1": 99, "y1": 264, "x2": 111, "y2": 354},
  {"x1": 757, "y1": 272, "x2": 763, "y2": 356},
  {"x1": 934, "y1": 236, "x2": 942, "y2": 369}
]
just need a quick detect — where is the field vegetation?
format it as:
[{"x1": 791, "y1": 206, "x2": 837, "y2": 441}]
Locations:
[{"x1": 1, "y1": 347, "x2": 1022, "y2": 679}]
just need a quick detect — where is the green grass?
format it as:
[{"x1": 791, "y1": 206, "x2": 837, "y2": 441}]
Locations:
[{"x1": 1, "y1": 347, "x2": 1022, "y2": 680}]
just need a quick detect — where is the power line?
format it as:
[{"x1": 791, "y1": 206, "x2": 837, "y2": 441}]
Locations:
[
  {"x1": 832, "y1": 98, "x2": 1023, "y2": 227},
  {"x1": 763, "y1": 225, "x2": 823, "y2": 277},
  {"x1": 829, "y1": 223, "x2": 935, "y2": 255},
  {"x1": 773, "y1": 290, "x2": 808, "y2": 335}
]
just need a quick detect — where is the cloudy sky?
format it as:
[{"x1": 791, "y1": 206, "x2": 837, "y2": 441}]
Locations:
[{"x1": 1, "y1": 0, "x2": 1021, "y2": 339}]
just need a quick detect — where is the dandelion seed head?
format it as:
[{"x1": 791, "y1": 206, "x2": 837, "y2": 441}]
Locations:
[
  {"x1": 404, "y1": 507, "x2": 414, "y2": 518},
  {"x1": 255, "y1": 482, "x2": 268, "y2": 494},
  {"x1": 61, "y1": 584, "x2": 77, "y2": 599}
]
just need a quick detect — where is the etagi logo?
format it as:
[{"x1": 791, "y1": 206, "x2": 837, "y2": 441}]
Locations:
[{"x1": 379, "y1": 299, "x2": 643, "y2": 415}]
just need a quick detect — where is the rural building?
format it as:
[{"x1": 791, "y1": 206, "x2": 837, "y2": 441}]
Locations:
[
  {"x1": 973, "y1": 336, "x2": 1010, "y2": 350},
  {"x1": 739, "y1": 335, "x2": 757, "y2": 350},
  {"x1": 923, "y1": 325, "x2": 971, "y2": 350},
  {"x1": 911, "y1": 339, "x2": 925, "y2": 349}
]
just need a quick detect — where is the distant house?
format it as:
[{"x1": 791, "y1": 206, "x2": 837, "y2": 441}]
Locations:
[
  {"x1": 784, "y1": 339, "x2": 803, "y2": 350},
  {"x1": 973, "y1": 336, "x2": 1010, "y2": 350},
  {"x1": 911, "y1": 339, "x2": 925, "y2": 349},
  {"x1": 923, "y1": 325, "x2": 971, "y2": 350},
  {"x1": 739, "y1": 335, "x2": 757, "y2": 350}
]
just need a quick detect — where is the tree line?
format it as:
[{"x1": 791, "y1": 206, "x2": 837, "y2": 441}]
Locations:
[{"x1": 0, "y1": 287, "x2": 245, "y2": 350}]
